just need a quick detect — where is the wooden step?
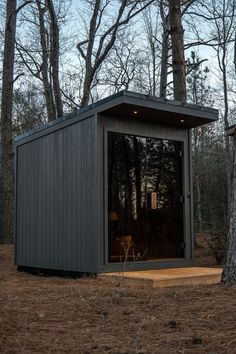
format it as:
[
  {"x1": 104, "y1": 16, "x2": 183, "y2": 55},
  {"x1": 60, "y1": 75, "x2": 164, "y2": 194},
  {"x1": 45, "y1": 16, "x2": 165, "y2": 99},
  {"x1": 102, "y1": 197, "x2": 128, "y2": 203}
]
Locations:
[{"x1": 98, "y1": 267, "x2": 223, "y2": 288}]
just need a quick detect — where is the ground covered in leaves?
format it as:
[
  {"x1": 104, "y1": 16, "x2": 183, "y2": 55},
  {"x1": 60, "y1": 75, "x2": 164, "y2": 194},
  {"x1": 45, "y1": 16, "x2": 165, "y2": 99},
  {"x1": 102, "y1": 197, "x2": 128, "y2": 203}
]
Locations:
[{"x1": 1, "y1": 245, "x2": 236, "y2": 354}]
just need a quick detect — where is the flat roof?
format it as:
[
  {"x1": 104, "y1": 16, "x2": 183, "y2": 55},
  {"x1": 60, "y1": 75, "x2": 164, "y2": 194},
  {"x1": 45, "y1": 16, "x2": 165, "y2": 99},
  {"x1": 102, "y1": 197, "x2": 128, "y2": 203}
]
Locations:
[{"x1": 15, "y1": 90, "x2": 218, "y2": 145}]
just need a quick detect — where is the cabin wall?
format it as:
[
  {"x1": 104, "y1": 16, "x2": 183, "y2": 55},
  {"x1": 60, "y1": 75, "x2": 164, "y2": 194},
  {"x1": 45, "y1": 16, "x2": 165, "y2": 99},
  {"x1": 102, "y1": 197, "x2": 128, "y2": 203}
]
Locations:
[
  {"x1": 15, "y1": 116, "x2": 98, "y2": 273},
  {"x1": 97, "y1": 114, "x2": 193, "y2": 272}
]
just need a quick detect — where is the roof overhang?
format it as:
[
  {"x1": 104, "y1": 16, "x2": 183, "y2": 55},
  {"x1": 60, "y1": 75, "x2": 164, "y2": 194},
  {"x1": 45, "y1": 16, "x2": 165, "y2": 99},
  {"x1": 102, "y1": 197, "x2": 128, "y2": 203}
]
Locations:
[
  {"x1": 100, "y1": 91, "x2": 218, "y2": 128},
  {"x1": 15, "y1": 90, "x2": 218, "y2": 145}
]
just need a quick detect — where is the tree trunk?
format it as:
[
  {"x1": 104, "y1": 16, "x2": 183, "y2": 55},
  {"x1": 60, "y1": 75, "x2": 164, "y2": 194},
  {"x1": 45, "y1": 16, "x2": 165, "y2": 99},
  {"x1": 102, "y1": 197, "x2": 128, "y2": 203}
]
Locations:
[
  {"x1": 47, "y1": 0, "x2": 63, "y2": 118},
  {"x1": 0, "y1": 0, "x2": 17, "y2": 243},
  {"x1": 80, "y1": 71, "x2": 93, "y2": 108},
  {"x1": 222, "y1": 134, "x2": 236, "y2": 284},
  {"x1": 159, "y1": 0, "x2": 169, "y2": 99},
  {"x1": 168, "y1": 0, "x2": 186, "y2": 102},
  {"x1": 222, "y1": 30, "x2": 236, "y2": 284},
  {"x1": 36, "y1": 0, "x2": 56, "y2": 121},
  {"x1": 221, "y1": 43, "x2": 231, "y2": 215},
  {"x1": 80, "y1": 0, "x2": 101, "y2": 108},
  {"x1": 160, "y1": 29, "x2": 169, "y2": 98}
]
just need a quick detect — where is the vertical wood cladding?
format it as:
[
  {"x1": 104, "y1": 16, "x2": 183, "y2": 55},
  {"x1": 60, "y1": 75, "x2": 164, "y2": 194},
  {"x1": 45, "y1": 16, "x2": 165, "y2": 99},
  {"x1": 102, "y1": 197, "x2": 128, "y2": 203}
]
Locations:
[{"x1": 15, "y1": 117, "x2": 97, "y2": 273}]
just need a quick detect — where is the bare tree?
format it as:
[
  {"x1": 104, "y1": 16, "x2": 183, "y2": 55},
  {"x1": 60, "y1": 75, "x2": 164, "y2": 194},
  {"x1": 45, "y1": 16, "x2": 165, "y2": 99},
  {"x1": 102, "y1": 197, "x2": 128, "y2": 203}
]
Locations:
[
  {"x1": 211, "y1": 0, "x2": 235, "y2": 192},
  {"x1": 194, "y1": 2, "x2": 236, "y2": 274},
  {"x1": 222, "y1": 28, "x2": 236, "y2": 285},
  {"x1": 168, "y1": 0, "x2": 186, "y2": 101},
  {"x1": 101, "y1": 30, "x2": 141, "y2": 93},
  {"x1": 77, "y1": 0, "x2": 156, "y2": 107},
  {"x1": 0, "y1": 0, "x2": 35, "y2": 243},
  {"x1": 159, "y1": 0, "x2": 196, "y2": 99},
  {"x1": 0, "y1": 0, "x2": 17, "y2": 243},
  {"x1": 47, "y1": 0, "x2": 63, "y2": 118},
  {"x1": 101, "y1": 6, "x2": 162, "y2": 97},
  {"x1": 16, "y1": 0, "x2": 64, "y2": 121},
  {"x1": 142, "y1": 5, "x2": 161, "y2": 96},
  {"x1": 36, "y1": 0, "x2": 57, "y2": 121},
  {"x1": 222, "y1": 132, "x2": 236, "y2": 283},
  {"x1": 159, "y1": 0, "x2": 170, "y2": 97}
]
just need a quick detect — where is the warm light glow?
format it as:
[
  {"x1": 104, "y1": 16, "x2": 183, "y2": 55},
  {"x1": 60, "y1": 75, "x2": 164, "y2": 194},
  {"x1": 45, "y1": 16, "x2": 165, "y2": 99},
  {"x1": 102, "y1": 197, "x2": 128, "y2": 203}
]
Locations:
[
  {"x1": 133, "y1": 110, "x2": 138, "y2": 115},
  {"x1": 180, "y1": 119, "x2": 184, "y2": 123}
]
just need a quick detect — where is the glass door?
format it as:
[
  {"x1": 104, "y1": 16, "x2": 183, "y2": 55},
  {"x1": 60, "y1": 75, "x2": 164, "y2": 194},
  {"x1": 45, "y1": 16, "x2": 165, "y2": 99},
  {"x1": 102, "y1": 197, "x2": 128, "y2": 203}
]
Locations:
[{"x1": 108, "y1": 132, "x2": 184, "y2": 263}]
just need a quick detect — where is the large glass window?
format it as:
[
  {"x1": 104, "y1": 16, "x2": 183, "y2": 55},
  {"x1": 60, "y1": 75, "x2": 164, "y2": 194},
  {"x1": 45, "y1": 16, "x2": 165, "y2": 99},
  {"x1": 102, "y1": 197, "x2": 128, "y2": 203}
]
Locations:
[{"x1": 108, "y1": 132, "x2": 184, "y2": 263}]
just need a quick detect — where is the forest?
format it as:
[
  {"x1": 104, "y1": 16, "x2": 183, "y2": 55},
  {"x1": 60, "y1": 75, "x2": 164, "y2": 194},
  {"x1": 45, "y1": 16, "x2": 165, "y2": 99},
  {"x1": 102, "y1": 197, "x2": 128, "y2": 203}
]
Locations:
[{"x1": 0, "y1": 0, "x2": 236, "y2": 282}]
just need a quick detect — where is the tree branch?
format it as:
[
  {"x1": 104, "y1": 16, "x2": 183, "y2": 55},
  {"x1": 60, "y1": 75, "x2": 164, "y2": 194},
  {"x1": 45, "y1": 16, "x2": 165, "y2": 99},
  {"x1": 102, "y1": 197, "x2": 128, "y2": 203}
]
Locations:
[
  {"x1": 16, "y1": 0, "x2": 34, "y2": 14},
  {"x1": 181, "y1": 0, "x2": 196, "y2": 16},
  {"x1": 186, "y1": 59, "x2": 208, "y2": 76},
  {"x1": 60, "y1": 89, "x2": 80, "y2": 108},
  {"x1": 13, "y1": 73, "x2": 25, "y2": 83}
]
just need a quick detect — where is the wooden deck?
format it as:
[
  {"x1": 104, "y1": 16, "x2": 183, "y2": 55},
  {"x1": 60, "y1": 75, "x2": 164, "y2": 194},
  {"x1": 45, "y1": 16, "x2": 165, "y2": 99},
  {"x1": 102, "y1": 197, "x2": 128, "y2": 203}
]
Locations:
[{"x1": 98, "y1": 267, "x2": 223, "y2": 288}]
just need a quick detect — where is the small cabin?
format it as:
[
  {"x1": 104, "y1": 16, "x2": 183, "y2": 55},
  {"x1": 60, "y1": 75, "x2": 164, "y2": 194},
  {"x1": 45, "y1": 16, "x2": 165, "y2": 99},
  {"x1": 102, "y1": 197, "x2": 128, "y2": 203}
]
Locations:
[{"x1": 15, "y1": 91, "x2": 218, "y2": 274}]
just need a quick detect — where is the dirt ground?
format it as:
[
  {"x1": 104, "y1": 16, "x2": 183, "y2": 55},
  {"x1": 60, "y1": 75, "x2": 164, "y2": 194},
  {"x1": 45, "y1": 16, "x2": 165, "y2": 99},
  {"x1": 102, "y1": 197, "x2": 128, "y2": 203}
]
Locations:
[{"x1": 1, "y1": 245, "x2": 236, "y2": 354}]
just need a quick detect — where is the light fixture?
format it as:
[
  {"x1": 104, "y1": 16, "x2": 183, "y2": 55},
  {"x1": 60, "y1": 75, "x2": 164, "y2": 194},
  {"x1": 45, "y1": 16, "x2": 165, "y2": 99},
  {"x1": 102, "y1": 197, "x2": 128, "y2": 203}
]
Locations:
[
  {"x1": 133, "y1": 110, "x2": 138, "y2": 115},
  {"x1": 180, "y1": 119, "x2": 184, "y2": 123}
]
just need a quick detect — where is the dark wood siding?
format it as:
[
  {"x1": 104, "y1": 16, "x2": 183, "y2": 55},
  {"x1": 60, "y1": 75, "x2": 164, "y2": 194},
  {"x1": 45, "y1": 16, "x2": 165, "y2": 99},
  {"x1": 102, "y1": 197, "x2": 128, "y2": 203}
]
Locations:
[
  {"x1": 15, "y1": 117, "x2": 97, "y2": 273},
  {"x1": 100, "y1": 115, "x2": 188, "y2": 140}
]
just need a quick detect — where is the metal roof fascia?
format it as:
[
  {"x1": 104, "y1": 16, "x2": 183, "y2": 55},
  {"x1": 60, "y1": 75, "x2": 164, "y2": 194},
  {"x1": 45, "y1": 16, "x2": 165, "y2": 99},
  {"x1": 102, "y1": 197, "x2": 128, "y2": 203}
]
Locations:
[
  {"x1": 123, "y1": 91, "x2": 218, "y2": 115},
  {"x1": 122, "y1": 93, "x2": 218, "y2": 122}
]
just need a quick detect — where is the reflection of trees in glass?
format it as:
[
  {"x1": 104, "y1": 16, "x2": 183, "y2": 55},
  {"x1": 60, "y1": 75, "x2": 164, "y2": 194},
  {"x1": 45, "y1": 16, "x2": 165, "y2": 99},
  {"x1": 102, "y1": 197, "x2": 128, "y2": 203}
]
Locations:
[
  {"x1": 145, "y1": 138, "x2": 182, "y2": 210},
  {"x1": 108, "y1": 132, "x2": 184, "y2": 262}
]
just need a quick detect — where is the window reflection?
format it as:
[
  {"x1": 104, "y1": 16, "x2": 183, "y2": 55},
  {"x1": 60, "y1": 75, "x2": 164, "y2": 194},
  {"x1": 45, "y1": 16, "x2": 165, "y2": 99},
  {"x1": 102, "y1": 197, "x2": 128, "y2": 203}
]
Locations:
[{"x1": 108, "y1": 132, "x2": 184, "y2": 262}]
